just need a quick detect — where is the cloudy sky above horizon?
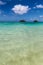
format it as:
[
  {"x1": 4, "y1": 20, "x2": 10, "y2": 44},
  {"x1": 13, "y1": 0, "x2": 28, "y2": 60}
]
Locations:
[{"x1": 0, "y1": 0, "x2": 43, "y2": 21}]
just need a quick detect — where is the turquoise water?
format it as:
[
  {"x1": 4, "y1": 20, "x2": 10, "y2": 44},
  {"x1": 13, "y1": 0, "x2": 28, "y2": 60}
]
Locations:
[{"x1": 0, "y1": 22, "x2": 43, "y2": 65}]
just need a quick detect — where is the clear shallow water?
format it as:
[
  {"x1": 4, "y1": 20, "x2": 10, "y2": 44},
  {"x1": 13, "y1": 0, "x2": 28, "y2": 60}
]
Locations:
[{"x1": 0, "y1": 22, "x2": 43, "y2": 65}]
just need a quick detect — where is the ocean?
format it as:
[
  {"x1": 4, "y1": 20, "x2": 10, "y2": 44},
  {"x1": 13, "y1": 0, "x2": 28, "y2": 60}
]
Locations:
[{"x1": 0, "y1": 22, "x2": 43, "y2": 65}]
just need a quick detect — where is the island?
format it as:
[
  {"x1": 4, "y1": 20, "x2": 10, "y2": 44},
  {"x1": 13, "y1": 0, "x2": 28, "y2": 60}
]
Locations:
[
  {"x1": 33, "y1": 20, "x2": 38, "y2": 23},
  {"x1": 19, "y1": 20, "x2": 26, "y2": 22}
]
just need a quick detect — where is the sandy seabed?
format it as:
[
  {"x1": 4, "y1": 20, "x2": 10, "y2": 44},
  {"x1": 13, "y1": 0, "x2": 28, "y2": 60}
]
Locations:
[{"x1": 0, "y1": 23, "x2": 43, "y2": 65}]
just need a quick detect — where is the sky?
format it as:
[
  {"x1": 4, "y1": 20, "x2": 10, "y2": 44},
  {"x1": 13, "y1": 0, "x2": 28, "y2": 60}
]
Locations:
[{"x1": 0, "y1": 0, "x2": 43, "y2": 21}]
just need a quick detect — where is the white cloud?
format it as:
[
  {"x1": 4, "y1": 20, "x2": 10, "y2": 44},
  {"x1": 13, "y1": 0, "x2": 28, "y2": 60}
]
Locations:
[
  {"x1": 12, "y1": 4, "x2": 31, "y2": 15},
  {"x1": 0, "y1": 1, "x2": 6, "y2": 5},
  {"x1": 33, "y1": 4, "x2": 43, "y2": 9},
  {"x1": 3, "y1": 15, "x2": 6, "y2": 16},
  {"x1": 36, "y1": 4, "x2": 43, "y2": 8},
  {"x1": 33, "y1": 7, "x2": 36, "y2": 9},
  {"x1": 40, "y1": 15, "x2": 43, "y2": 18}
]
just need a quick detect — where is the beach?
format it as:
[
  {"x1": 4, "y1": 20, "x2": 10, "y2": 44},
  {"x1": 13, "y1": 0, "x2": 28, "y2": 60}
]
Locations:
[{"x1": 0, "y1": 22, "x2": 43, "y2": 65}]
